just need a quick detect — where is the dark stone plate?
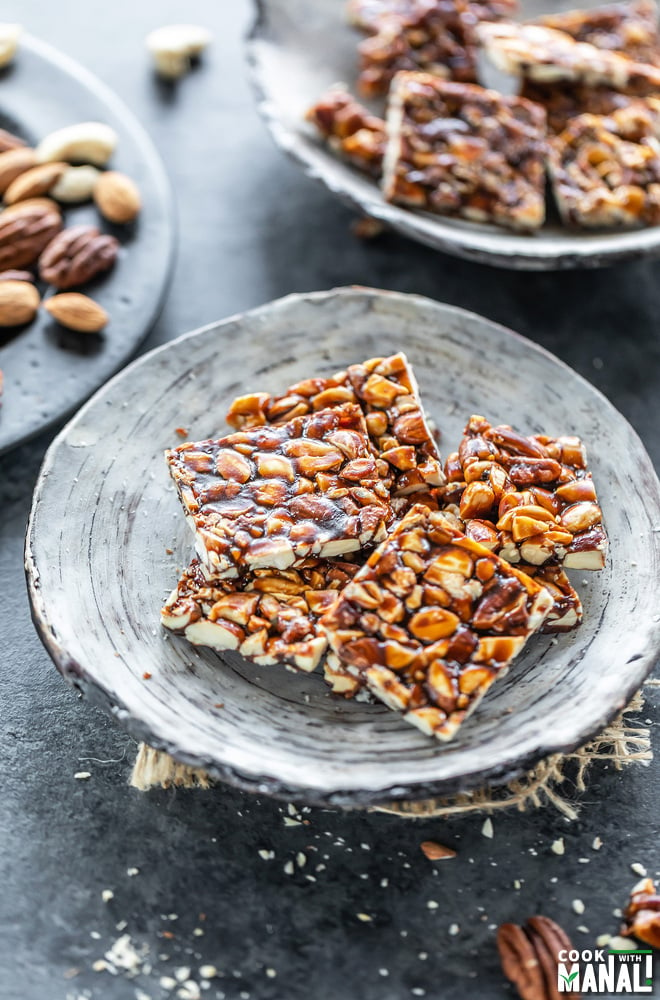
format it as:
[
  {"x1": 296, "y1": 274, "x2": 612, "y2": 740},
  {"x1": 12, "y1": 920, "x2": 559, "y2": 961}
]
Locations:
[
  {"x1": 247, "y1": 0, "x2": 660, "y2": 269},
  {"x1": 24, "y1": 288, "x2": 660, "y2": 807},
  {"x1": 0, "y1": 34, "x2": 174, "y2": 455}
]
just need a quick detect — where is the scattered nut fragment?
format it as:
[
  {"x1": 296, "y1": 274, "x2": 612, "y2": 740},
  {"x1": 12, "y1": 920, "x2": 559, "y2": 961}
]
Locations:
[
  {"x1": 0, "y1": 279, "x2": 39, "y2": 326},
  {"x1": 94, "y1": 171, "x2": 141, "y2": 223},
  {"x1": 35, "y1": 122, "x2": 118, "y2": 166},
  {"x1": 39, "y1": 224, "x2": 119, "y2": 289},
  {"x1": 0, "y1": 200, "x2": 62, "y2": 269},
  {"x1": 51, "y1": 164, "x2": 100, "y2": 204},
  {"x1": 0, "y1": 146, "x2": 37, "y2": 195},
  {"x1": 44, "y1": 292, "x2": 108, "y2": 333},
  {"x1": 420, "y1": 841, "x2": 457, "y2": 860},
  {"x1": 0, "y1": 127, "x2": 26, "y2": 153},
  {"x1": 0, "y1": 24, "x2": 21, "y2": 68},
  {"x1": 622, "y1": 877, "x2": 660, "y2": 948},
  {"x1": 146, "y1": 24, "x2": 212, "y2": 79},
  {"x1": 4, "y1": 161, "x2": 67, "y2": 204}
]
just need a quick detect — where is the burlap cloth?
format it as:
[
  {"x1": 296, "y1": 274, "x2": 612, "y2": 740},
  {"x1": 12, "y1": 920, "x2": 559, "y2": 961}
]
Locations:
[{"x1": 129, "y1": 680, "x2": 658, "y2": 819}]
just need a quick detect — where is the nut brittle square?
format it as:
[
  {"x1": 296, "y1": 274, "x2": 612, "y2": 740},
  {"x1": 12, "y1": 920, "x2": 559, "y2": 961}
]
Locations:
[
  {"x1": 166, "y1": 404, "x2": 391, "y2": 579},
  {"x1": 162, "y1": 557, "x2": 358, "y2": 673},
  {"x1": 306, "y1": 87, "x2": 387, "y2": 177},
  {"x1": 320, "y1": 505, "x2": 553, "y2": 740},
  {"x1": 381, "y1": 74, "x2": 547, "y2": 231},
  {"x1": 547, "y1": 110, "x2": 660, "y2": 227},
  {"x1": 532, "y1": 0, "x2": 660, "y2": 67},
  {"x1": 477, "y1": 21, "x2": 660, "y2": 94},
  {"x1": 442, "y1": 415, "x2": 608, "y2": 569},
  {"x1": 225, "y1": 351, "x2": 444, "y2": 496},
  {"x1": 353, "y1": 0, "x2": 518, "y2": 96}
]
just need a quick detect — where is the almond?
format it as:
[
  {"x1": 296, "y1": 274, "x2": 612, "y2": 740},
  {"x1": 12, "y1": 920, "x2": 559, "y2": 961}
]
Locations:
[
  {"x1": 0, "y1": 147, "x2": 37, "y2": 195},
  {"x1": 0, "y1": 279, "x2": 39, "y2": 326},
  {"x1": 4, "y1": 161, "x2": 67, "y2": 204},
  {"x1": 94, "y1": 171, "x2": 141, "y2": 223},
  {"x1": 0, "y1": 196, "x2": 61, "y2": 218},
  {"x1": 44, "y1": 292, "x2": 108, "y2": 333},
  {"x1": 420, "y1": 840, "x2": 457, "y2": 861}
]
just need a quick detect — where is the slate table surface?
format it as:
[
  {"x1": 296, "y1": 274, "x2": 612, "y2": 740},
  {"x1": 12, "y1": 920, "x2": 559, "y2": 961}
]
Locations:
[{"x1": 1, "y1": 2, "x2": 659, "y2": 998}]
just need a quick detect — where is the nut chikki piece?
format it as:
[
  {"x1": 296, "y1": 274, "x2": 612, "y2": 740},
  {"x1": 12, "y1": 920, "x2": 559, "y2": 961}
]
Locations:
[
  {"x1": 320, "y1": 505, "x2": 553, "y2": 740},
  {"x1": 477, "y1": 21, "x2": 660, "y2": 94},
  {"x1": 225, "y1": 352, "x2": 445, "y2": 497},
  {"x1": 165, "y1": 404, "x2": 391, "y2": 579},
  {"x1": 548, "y1": 110, "x2": 660, "y2": 227},
  {"x1": 521, "y1": 80, "x2": 638, "y2": 133},
  {"x1": 306, "y1": 87, "x2": 387, "y2": 177},
  {"x1": 442, "y1": 415, "x2": 608, "y2": 570},
  {"x1": 162, "y1": 557, "x2": 358, "y2": 673},
  {"x1": 382, "y1": 74, "x2": 547, "y2": 231},
  {"x1": 533, "y1": 0, "x2": 660, "y2": 66},
  {"x1": 354, "y1": 0, "x2": 518, "y2": 96}
]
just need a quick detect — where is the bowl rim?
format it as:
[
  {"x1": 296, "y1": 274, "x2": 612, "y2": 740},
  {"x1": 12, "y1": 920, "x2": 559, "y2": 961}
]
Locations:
[{"x1": 25, "y1": 287, "x2": 660, "y2": 807}]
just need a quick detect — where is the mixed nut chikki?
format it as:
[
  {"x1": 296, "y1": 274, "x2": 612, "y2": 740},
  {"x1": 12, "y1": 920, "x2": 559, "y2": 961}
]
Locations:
[
  {"x1": 477, "y1": 21, "x2": 660, "y2": 95},
  {"x1": 442, "y1": 415, "x2": 607, "y2": 570},
  {"x1": 306, "y1": 88, "x2": 387, "y2": 177},
  {"x1": 166, "y1": 403, "x2": 391, "y2": 579},
  {"x1": 533, "y1": 0, "x2": 660, "y2": 66},
  {"x1": 547, "y1": 110, "x2": 660, "y2": 227},
  {"x1": 225, "y1": 352, "x2": 445, "y2": 496},
  {"x1": 320, "y1": 505, "x2": 554, "y2": 740},
  {"x1": 353, "y1": 0, "x2": 518, "y2": 96},
  {"x1": 520, "y1": 80, "x2": 637, "y2": 133},
  {"x1": 163, "y1": 349, "x2": 608, "y2": 742},
  {"x1": 162, "y1": 557, "x2": 359, "y2": 672},
  {"x1": 382, "y1": 73, "x2": 547, "y2": 231}
]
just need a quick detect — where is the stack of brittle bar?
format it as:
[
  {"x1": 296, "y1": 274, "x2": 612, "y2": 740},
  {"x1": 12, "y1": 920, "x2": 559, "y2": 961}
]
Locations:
[
  {"x1": 304, "y1": 0, "x2": 660, "y2": 233},
  {"x1": 162, "y1": 354, "x2": 608, "y2": 742}
]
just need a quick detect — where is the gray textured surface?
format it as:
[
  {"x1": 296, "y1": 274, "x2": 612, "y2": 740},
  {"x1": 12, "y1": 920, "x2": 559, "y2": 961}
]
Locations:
[
  {"x1": 0, "y1": 35, "x2": 173, "y2": 454},
  {"x1": 249, "y1": 0, "x2": 660, "y2": 268},
  {"x1": 25, "y1": 288, "x2": 660, "y2": 805},
  {"x1": 1, "y1": 1, "x2": 659, "y2": 997}
]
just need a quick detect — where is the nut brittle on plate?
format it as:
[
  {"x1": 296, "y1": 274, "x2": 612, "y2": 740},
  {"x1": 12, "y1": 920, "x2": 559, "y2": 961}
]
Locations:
[
  {"x1": 320, "y1": 504, "x2": 554, "y2": 739},
  {"x1": 382, "y1": 74, "x2": 547, "y2": 231}
]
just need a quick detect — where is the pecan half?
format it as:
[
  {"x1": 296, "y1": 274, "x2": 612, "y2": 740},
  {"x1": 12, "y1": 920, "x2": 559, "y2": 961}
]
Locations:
[
  {"x1": 0, "y1": 201, "x2": 62, "y2": 270},
  {"x1": 38, "y1": 224, "x2": 119, "y2": 289},
  {"x1": 497, "y1": 915, "x2": 579, "y2": 1000},
  {"x1": 622, "y1": 877, "x2": 660, "y2": 948}
]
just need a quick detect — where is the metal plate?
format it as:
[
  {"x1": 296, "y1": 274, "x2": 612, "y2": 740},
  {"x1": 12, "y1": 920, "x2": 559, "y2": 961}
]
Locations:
[
  {"x1": 247, "y1": 0, "x2": 660, "y2": 269},
  {"x1": 25, "y1": 288, "x2": 660, "y2": 806},
  {"x1": 0, "y1": 34, "x2": 174, "y2": 455}
]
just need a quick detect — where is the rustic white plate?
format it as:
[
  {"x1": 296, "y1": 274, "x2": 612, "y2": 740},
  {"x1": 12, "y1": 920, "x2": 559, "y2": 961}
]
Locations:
[
  {"x1": 25, "y1": 288, "x2": 660, "y2": 806},
  {"x1": 247, "y1": 0, "x2": 660, "y2": 269}
]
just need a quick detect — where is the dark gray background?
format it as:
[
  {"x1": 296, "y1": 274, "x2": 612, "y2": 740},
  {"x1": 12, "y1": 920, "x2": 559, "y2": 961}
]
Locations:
[{"x1": 1, "y1": 2, "x2": 658, "y2": 998}]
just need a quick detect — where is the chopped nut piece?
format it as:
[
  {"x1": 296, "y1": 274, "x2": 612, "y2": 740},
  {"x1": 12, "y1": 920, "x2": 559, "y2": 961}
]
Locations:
[
  {"x1": 420, "y1": 840, "x2": 457, "y2": 859},
  {"x1": 382, "y1": 74, "x2": 547, "y2": 232},
  {"x1": 521, "y1": 565, "x2": 582, "y2": 632},
  {"x1": 551, "y1": 837, "x2": 565, "y2": 855},
  {"x1": 166, "y1": 404, "x2": 391, "y2": 577},
  {"x1": 533, "y1": 0, "x2": 660, "y2": 66},
  {"x1": 548, "y1": 110, "x2": 660, "y2": 228},
  {"x1": 162, "y1": 557, "x2": 358, "y2": 672},
  {"x1": 477, "y1": 20, "x2": 660, "y2": 94},
  {"x1": 442, "y1": 415, "x2": 607, "y2": 571},
  {"x1": 306, "y1": 87, "x2": 386, "y2": 177},
  {"x1": 321, "y1": 506, "x2": 553, "y2": 740},
  {"x1": 354, "y1": 0, "x2": 518, "y2": 96},
  {"x1": 225, "y1": 352, "x2": 444, "y2": 497},
  {"x1": 622, "y1": 877, "x2": 660, "y2": 947}
]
